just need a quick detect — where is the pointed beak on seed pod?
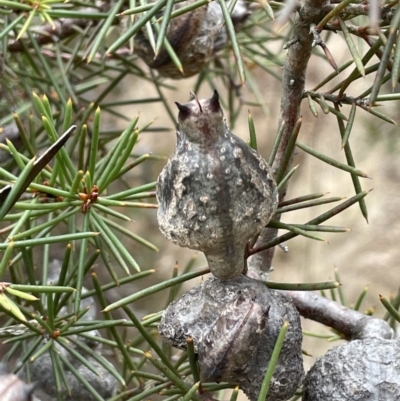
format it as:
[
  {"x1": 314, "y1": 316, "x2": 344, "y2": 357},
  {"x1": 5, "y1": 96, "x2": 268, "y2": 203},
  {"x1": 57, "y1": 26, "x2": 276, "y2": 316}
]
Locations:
[
  {"x1": 208, "y1": 90, "x2": 220, "y2": 112},
  {"x1": 175, "y1": 91, "x2": 225, "y2": 143},
  {"x1": 175, "y1": 91, "x2": 221, "y2": 117},
  {"x1": 175, "y1": 102, "x2": 193, "y2": 120}
]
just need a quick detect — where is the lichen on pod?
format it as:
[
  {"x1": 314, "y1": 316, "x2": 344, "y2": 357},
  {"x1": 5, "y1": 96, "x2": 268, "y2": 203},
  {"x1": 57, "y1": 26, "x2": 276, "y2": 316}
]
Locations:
[
  {"x1": 156, "y1": 91, "x2": 278, "y2": 280},
  {"x1": 159, "y1": 275, "x2": 304, "y2": 401}
]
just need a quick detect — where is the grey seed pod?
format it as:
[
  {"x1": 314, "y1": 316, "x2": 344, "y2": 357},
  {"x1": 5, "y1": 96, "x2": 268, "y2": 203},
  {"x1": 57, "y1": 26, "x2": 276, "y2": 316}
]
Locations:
[
  {"x1": 159, "y1": 276, "x2": 304, "y2": 401},
  {"x1": 198, "y1": 293, "x2": 269, "y2": 383},
  {"x1": 157, "y1": 91, "x2": 278, "y2": 280},
  {"x1": 0, "y1": 371, "x2": 36, "y2": 401},
  {"x1": 134, "y1": 1, "x2": 249, "y2": 79},
  {"x1": 29, "y1": 339, "x2": 118, "y2": 401},
  {"x1": 303, "y1": 338, "x2": 400, "y2": 401}
]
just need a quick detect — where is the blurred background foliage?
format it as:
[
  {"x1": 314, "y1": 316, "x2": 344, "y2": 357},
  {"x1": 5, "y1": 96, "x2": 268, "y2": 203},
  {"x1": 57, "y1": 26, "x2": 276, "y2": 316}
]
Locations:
[{"x1": 0, "y1": 0, "x2": 399, "y2": 400}]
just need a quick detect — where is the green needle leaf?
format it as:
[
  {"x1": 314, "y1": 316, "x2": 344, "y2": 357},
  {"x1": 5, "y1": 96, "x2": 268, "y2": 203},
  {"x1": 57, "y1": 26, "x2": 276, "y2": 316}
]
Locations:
[
  {"x1": 87, "y1": 0, "x2": 125, "y2": 62},
  {"x1": 296, "y1": 141, "x2": 370, "y2": 178},
  {"x1": 276, "y1": 117, "x2": 302, "y2": 184},
  {"x1": 279, "y1": 192, "x2": 328, "y2": 207},
  {"x1": 276, "y1": 164, "x2": 299, "y2": 192},
  {"x1": 13, "y1": 112, "x2": 36, "y2": 157},
  {"x1": 17, "y1": 9, "x2": 36, "y2": 40},
  {"x1": 217, "y1": 0, "x2": 246, "y2": 83},
  {"x1": 123, "y1": 306, "x2": 180, "y2": 374},
  {"x1": 392, "y1": 28, "x2": 400, "y2": 90},
  {"x1": 370, "y1": 8, "x2": 400, "y2": 105},
  {"x1": 0, "y1": 233, "x2": 99, "y2": 249},
  {"x1": 277, "y1": 195, "x2": 343, "y2": 213},
  {"x1": 251, "y1": 190, "x2": 371, "y2": 254},
  {"x1": 187, "y1": 337, "x2": 200, "y2": 383},
  {"x1": 107, "y1": 0, "x2": 167, "y2": 54},
  {"x1": 307, "y1": 94, "x2": 318, "y2": 118},
  {"x1": 155, "y1": 0, "x2": 175, "y2": 56},
  {"x1": 182, "y1": 382, "x2": 200, "y2": 401},
  {"x1": 10, "y1": 284, "x2": 76, "y2": 294},
  {"x1": 88, "y1": 107, "x2": 101, "y2": 180},
  {"x1": 286, "y1": 224, "x2": 349, "y2": 233},
  {"x1": 230, "y1": 386, "x2": 240, "y2": 401},
  {"x1": 30, "y1": 339, "x2": 54, "y2": 362},
  {"x1": 104, "y1": 268, "x2": 209, "y2": 311},
  {"x1": 353, "y1": 286, "x2": 368, "y2": 311},
  {"x1": 268, "y1": 121, "x2": 285, "y2": 166},
  {"x1": 380, "y1": 294, "x2": 400, "y2": 323},
  {"x1": 268, "y1": 220, "x2": 327, "y2": 242},
  {"x1": 0, "y1": 293, "x2": 26, "y2": 321},
  {"x1": 5, "y1": 287, "x2": 38, "y2": 301},
  {"x1": 0, "y1": 241, "x2": 14, "y2": 278},
  {"x1": 247, "y1": 111, "x2": 258, "y2": 150},
  {"x1": 264, "y1": 281, "x2": 340, "y2": 291},
  {"x1": 157, "y1": 0, "x2": 208, "y2": 22},
  {"x1": 335, "y1": 104, "x2": 369, "y2": 222},
  {"x1": 337, "y1": 17, "x2": 365, "y2": 77},
  {"x1": 316, "y1": 93, "x2": 330, "y2": 114},
  {"x1": 341, "y1": 103, "x2": 356, "y2": 148},
  {"x1": 358, "y1": 104, "x2": 398, "y2": 125},
  {"x1": 0, "y1": 157, "x2": 36, "y2": 221},
  {"x1": 145, "y1": 352, "x2": 199, "y2": 399},
  {"x1": 257, "y1": 321, "x2": 288, "y2": 401},
  {"x1": 91, "y1": 211, "x2": 139, "y2": 274}
]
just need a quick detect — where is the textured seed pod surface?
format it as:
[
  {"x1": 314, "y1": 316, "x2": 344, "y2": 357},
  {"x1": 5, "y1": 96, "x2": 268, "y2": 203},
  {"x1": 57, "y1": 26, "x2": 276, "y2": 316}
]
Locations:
[
  {"x1": 303, "y1": 338, "x2": 400, "y2": 401},
  {"x1": 159, "y1": 276, "x2": 304, "y2": 401},
  {"x1": 198, "y1": 292, "x2": 269, "y2": 383},
  {"x1": 157, "y1": 91, "x2": 278, "y2": 279}
]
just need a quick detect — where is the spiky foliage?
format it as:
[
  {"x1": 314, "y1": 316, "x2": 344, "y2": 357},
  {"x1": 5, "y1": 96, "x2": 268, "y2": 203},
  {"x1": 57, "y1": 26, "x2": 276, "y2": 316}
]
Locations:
[{"x1": 0, "y1": 1, "x2": 399, "y2": 400}]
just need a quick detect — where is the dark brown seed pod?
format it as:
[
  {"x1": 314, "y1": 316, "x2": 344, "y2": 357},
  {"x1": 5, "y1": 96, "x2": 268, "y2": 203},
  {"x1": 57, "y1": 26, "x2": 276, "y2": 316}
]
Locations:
[
  {"x1": 157, "y1": 91, "x2": 278, "y2": 280},
  {"x1": 134, "y1": 1, "x2": 249, "y2": 79},
  {"x1": 159, "y1": 275, "x2": 304, "y2": 401}
]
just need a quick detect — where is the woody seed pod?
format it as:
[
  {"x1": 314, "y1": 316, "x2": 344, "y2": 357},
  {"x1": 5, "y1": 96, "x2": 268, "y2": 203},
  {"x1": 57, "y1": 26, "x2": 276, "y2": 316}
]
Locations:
[
  {"x1": 134, "y1": 1, "x2": 249, "y2": 79},
  {"x1": 303, "y1": 338, "x2": 400, "y2": 401},
  {"x1": 157, "y1": 91, "x2": 278, "y2": 280},
  {"x1": 159, "y1": 275, "x2": 304, "y2": 401}
]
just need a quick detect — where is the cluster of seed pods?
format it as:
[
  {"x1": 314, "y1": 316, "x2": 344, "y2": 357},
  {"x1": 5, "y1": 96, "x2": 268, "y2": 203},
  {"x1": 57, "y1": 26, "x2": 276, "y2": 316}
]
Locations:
[{"x1": 157, "y1": 93, "x2": 304, "y2": 400}]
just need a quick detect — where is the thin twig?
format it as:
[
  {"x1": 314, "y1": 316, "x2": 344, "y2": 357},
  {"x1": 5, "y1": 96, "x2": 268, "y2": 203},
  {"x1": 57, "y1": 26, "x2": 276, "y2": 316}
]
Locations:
[
  {"x1": 8, "y1": 2, "x2": 111, "y2": 52},
  {"x1": 250, "y1": 0, "x2": 330, "y2": 273}
]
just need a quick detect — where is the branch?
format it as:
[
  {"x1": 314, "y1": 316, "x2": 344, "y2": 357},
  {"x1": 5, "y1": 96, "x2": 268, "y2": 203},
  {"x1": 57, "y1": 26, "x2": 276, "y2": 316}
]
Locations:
[
  {"x1": 249, "y1": 0, "x2": 330, "y2": 273},
  {"x1": 322, "y1": 3, "x2": 397, "y2": 23},
  {"x1": 323, "y1": 22, "x2": 377, "y2": 36},
  {"x1": 8, "y1": 2, "x2": 110, "y2": 52},
  {"x1": 285, "y1": 291, "x2": 395, "y2": 340},
  {"x1": 303, "y1": 90, "x2": 369, "y2": 106}
]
